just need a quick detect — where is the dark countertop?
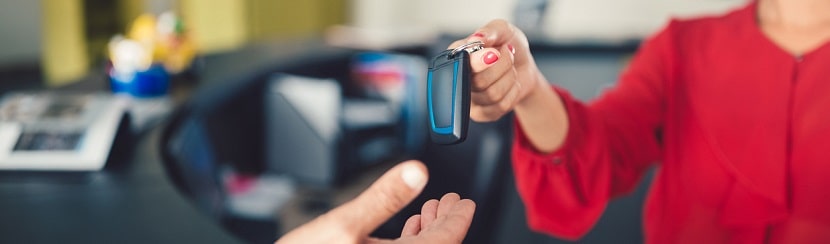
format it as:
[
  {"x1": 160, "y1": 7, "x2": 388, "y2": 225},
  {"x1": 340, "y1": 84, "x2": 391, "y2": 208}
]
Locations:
[
  {"x1": 0, "y1": 38, "x2": 354, "y2": 244},
  {"x1": 0, "y1": 125, "x2": 243, "y2": 243}
]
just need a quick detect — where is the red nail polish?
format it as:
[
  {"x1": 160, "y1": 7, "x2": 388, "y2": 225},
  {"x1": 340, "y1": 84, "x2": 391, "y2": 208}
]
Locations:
[
  {"x1": 483, "y1": 51, "x2": 499, "y2": 65},
  {"x1": 471, "y1": 32, "x2": 485, "y2": 38},
  {"x1": 507, "y1": 44, "x2": 515, "y2": 54}
]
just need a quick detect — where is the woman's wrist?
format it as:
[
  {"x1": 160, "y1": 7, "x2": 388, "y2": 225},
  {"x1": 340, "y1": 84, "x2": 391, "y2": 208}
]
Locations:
[
  {"x1": 516, "y1": 69, "x2": 552, "y2": 109},
  {"x1": 513, "y1": 68, "x2": 569, "y2": 153}
]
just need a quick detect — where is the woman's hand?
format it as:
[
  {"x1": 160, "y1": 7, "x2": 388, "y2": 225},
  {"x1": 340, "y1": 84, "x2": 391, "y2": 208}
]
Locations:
[
  {"x1": 450, "y1": 20, "x2": 569, "y2": 153},
  {"x1": 448, "y1": 19, "x2": 548, "y2": 122}
]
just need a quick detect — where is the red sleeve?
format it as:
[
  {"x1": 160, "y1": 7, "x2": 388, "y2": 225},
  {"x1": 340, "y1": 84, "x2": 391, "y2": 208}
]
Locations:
[{"x1": 512, "y1": 21, "x2": 676, "y2": 240}]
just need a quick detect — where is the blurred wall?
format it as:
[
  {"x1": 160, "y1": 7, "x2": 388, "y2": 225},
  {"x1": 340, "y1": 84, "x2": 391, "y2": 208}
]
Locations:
[
  {"x1": 545, "y1": 0, "x2": 750, "y2": 44},
  {"x1": 0, "y1": 1, "x2": 42, "y2": 67},
  {"x1": 246, "y1": 0, "x2": 346, "y2": 41},
  {"x1": 175, "y1": 0, "x2": 347, "y2": 53},
  {"x1": 349, "y1": 0, "x2": 517, "y2": 34},
  {"x1": 347, "y1": 0, "x2": 749, "y2": 44},
  {"x1": 42, "y1": 0, "x2": 89, "y2": 86},
  {"x1": 180, "y1": 0, "x2": 248, "y2": 53}
]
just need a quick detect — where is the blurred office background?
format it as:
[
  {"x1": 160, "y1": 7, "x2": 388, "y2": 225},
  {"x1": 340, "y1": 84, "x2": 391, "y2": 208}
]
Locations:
[
  {"x1": 0, "y1": 0, "x2": 747, "y2": 243},
  {"x1": 0, "y1": 0, "x2": 748, "y2": 88}
]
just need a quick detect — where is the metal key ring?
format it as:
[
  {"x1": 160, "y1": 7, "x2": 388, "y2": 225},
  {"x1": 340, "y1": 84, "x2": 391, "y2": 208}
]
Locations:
[{"x1": 450, "y1": 41, "x2": 485, "y2": 57}]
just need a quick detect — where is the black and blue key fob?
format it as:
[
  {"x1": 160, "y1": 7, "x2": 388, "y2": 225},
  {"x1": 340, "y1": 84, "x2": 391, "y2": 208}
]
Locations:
[{"x1": 427, "y1": 41, "x2": 482, "y2": 144}]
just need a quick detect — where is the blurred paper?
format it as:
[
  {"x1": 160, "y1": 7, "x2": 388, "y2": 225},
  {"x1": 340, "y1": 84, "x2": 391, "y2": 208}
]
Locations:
[{"x1": 0, "y1": 92, "x2": 127, "y2": 171}]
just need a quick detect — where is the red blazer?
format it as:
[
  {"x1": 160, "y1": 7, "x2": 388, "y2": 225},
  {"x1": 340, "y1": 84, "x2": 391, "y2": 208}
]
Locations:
[{"x1": 512, "y1": 2, "x2": 830, "y2": 243}]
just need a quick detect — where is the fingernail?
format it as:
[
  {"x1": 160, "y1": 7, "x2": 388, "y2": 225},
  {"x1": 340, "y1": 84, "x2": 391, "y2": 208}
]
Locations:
[
  {"x1": 401, "y1": 164, "x2": 426, "y2": 190},
  {"x1": 507, "y1": 44, "x2": 515, "y2": 54},
  {"x1": 471, "y1": 32, "x2": 485, "y2": 38},
  {"x1": 483, "y1": 51, "x2": 499, "y2": 65}
]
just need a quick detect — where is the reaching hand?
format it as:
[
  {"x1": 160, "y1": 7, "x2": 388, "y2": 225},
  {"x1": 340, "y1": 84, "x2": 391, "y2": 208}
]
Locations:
[
  {"x1": 385, "y1": 193, "x2": 475, "y2": 244},
  {"x1": 275, "y1": 160, "x2": 476, "y2": 244}
]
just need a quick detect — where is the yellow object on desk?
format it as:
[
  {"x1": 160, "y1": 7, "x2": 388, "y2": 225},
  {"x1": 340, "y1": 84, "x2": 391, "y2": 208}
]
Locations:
[{"x1": 109, "y1": 12, "x2": 197, "y2": 76}]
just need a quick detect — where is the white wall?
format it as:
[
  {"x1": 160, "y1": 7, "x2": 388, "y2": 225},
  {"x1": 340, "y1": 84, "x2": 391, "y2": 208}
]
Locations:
[
  {"x1": 349, "y1": 0, "x2": 517, "y2": 35},
  {"x1": 545, "y1": 0, "x2": 750, "y2": 44},
  {"x1": 0, "y1": 0, "x2": 42, "y2": 66},
  {"x1": 348, "y1": 0, "x2": 749, "y2": 45},
  {"x1": 340, "y1": 0, "x2": 516, "y2": 48}
]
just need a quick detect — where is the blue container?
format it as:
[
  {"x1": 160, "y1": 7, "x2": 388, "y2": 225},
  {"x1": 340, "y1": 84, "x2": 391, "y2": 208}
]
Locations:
[{"x1": 109, "y1": 64, "x2": 170, "y2": 98}]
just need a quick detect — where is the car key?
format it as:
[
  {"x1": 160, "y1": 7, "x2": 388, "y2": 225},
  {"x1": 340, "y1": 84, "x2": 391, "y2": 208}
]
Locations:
[{"x1": 427, "y1": 41, "x2": 484, "y2": 144}]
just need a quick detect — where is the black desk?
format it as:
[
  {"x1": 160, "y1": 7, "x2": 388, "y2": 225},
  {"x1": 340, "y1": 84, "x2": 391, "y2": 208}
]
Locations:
[
  {"x1": 0, "y1": 39, "x2": 358, "y2": 244},
  {"x1": 0, "y1": 126, "x2": 242, "y2": 243}
]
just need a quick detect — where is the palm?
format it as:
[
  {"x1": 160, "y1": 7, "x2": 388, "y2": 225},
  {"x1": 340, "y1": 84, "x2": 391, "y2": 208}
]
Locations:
[{"x1": 368, "y1": 194, "x2": 476, "y2": 244}]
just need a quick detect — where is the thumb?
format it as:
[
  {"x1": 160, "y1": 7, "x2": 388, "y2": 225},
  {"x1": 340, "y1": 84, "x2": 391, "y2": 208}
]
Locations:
[{"x1": 326, "y1": 160, "x2": 428, "y2": 237}]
